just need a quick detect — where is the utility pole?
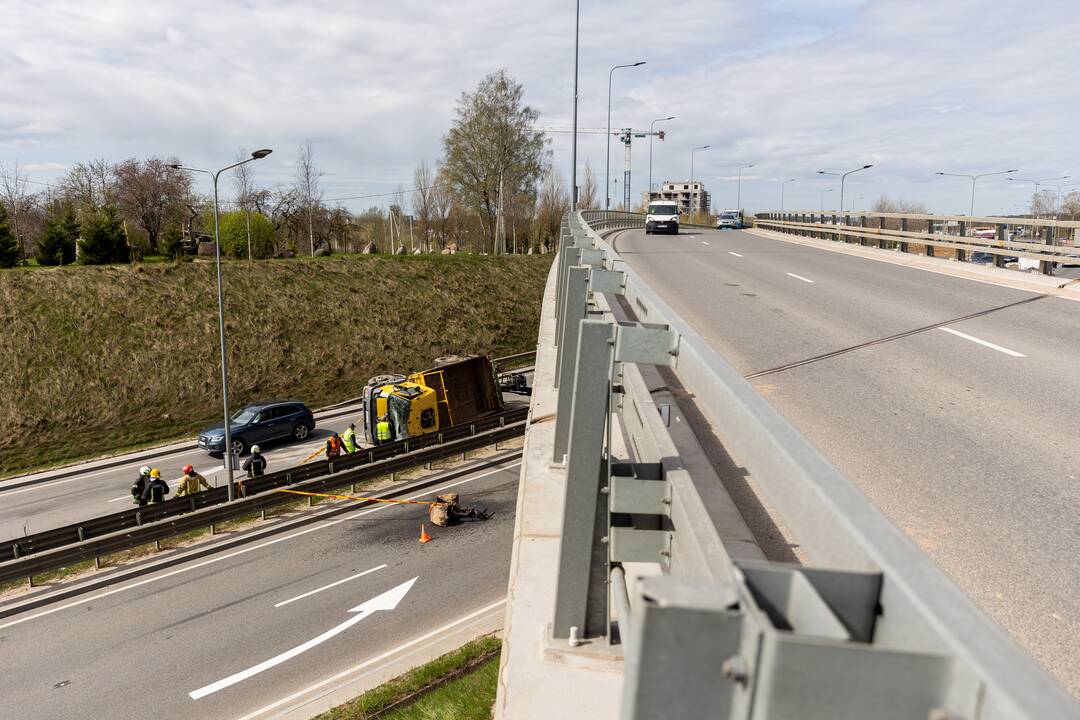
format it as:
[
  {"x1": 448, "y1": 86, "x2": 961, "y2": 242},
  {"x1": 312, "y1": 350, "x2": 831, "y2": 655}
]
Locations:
[{"x1": 571, "y1": 0, "x2": 580, "y2": 209}]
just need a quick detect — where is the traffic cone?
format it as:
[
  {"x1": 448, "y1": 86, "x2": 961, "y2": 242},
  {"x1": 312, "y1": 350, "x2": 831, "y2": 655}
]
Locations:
[{"x1": 418, "y1": 523, "x2": 432, "y2": 544}]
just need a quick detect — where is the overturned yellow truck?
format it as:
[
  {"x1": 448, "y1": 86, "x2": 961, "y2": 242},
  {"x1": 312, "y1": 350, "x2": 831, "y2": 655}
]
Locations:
[{"x1": 360, "y1": 356, "x2": 504, "y2": 445}]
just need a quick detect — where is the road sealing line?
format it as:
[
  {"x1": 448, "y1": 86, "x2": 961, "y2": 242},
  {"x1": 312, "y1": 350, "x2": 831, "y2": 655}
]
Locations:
[
  {"x1": 274, "y1": 565, "x2": 388, "y2": 608},
  {"x1": 786, "y1": 272, "x2": 815, "y2": 283},
  {"x1": 233, "y1": 598, "x2": 507, "y2": 720},
  {"x1": 938, "y1": 327, "x2": 1026, "y2": 357},
  {"x1": 0, "y1": 462, "x2": 520, "y2": 631},
  {"x1": 729, "y1": 251, "x2": 743, "y2": 257}
]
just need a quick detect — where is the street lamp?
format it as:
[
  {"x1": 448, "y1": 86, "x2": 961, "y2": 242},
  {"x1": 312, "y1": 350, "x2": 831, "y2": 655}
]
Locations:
[
  {"x1": 736, "y1": 163, "x2": 754, "y2": 214},
  {"x1": 817, "y1": 164, "x2": 872, "y2": 218},
  {"x1": 850, "y1": 196, "x2": 864, "y2": 212},
  {"x1": 934, "y1": 169, "x2": 1017, "y2": 216},
  {"x1": 570, "y1": 0, "x2": 580, "y2": 208},
  {"x1": 780, "y1": 178, "x2": 796, "y2": 213},
  {"x1": 689, "y1": 145, "x2": 710, "y2": 214},
  {"x1": 605, "y1": 61, "x2": 646, "y2": 209},
  {"x1": 170, "y1": 148, "x2": 273, "y2": 502},
  {"x1": 820, "y1": 187, "x2": 834, "y2": 213},
  {"x1": 648, "y1": 115, "x2": 675, "y2": 203},
  {"x1": 1008, "y1": 175, "x2": 1071, "y2": 219}
]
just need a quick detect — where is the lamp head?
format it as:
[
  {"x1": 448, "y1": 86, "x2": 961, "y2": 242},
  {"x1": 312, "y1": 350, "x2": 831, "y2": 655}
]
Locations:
[
  {"x1": 633, "y1": 61, "x2": 646, "y2": 66},
  {"x1": 251, "y1": 149, "x2": 273, "y2": 159},
  {"x1": 862, "y1": 164, "x2": 873, "y2": 169}
]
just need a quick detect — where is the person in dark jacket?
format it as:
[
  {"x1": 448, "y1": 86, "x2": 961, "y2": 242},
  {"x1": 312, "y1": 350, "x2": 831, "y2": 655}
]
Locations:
[
  {"x1": 131, "y1": 465, "x2": 153, "y2": 506},
  {"x1": 143, "y1": 468, "x2": 170, "y2": 504},
  {"x1": 240, "y1": 445, "x2": 267, "y2": 497}
]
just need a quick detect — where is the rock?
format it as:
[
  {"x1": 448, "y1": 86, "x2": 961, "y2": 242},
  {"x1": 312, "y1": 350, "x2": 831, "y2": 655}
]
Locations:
[
  {"x1": 313, "y1": 241, "x2": 331, "y2": 257},
  {"x1": 394, "y1": 245, "x2": 407, "y2": 255},
  {"x1": 362, "y1": 242, "x2": 377, "y2": 254}
]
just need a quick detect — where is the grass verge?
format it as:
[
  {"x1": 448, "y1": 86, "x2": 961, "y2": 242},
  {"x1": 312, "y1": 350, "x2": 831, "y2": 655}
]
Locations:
[{"x1": 313, "y1": 635, "x2": 501, "y2": 720}]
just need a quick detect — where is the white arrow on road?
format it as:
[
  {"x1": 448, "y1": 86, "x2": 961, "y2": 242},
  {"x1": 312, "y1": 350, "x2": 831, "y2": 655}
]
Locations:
[{"x1": 189, "y1": 576, "x2": 418, "y2": 700}]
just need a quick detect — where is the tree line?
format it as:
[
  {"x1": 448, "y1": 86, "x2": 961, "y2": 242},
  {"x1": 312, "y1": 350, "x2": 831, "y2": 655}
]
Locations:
[{"x1": 0, "y1": 69, "x2": 599, "y2": 269}]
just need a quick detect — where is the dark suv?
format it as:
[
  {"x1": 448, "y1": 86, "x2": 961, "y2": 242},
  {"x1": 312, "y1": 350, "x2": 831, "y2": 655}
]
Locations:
[{"x1": 197, "y1": 401, "x2": 315, "y2": 456}]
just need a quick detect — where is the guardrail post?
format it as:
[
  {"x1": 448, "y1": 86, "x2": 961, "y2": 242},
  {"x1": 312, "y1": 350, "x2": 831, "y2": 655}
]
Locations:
[
  {"x1": 957, "y1": 220, "x2": 967, "y2": 263},
  {"x1": 1040, "y1": 225, "x2": 1054, "y2": 275},
  {"x1": 77, "y1": 527, "x2": 84, "y2": 541},
  {"x1": 553, "y1": 266, "x2": 591, "y2": 462},
  {"x1": 831, "y1": 214, "x2": 838, "y2": 242},
  {"x1": 900, "y1": 217, "x2": 909, "y2": 253},
  {"x1": 553, "y1": 319, "x2": 616, "y2": 640},
  {"x1": 995, "y1": 224, "x2": 1007, "y2": 267},
  {"x1": 926, "y1": 219, "x2": 935, "y2": 257},
  {"x1": 878, "y1": 216, "x2": 887, "y2": 248}
]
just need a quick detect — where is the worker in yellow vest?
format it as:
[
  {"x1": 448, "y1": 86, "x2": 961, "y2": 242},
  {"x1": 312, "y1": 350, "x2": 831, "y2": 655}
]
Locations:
[
  {"x1": 376, "y1": 415, "x2": 392, "y2": 444},
  {"x1": 342, "y1": 423, "x2": 358, "y2": 453}
]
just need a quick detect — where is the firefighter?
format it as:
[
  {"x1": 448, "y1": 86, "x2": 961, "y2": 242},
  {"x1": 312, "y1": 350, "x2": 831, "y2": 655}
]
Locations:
[
  {"x1": 342, "y1": 422, "x2": 358, "y2": 453},
  {"x1": 144, "y1": 468, "x2": 170, "y2": 504},
  {"x1": 326, "y1": 432, "x2": 345, "y2": 459},
  {"x1": 174, "y1": 464, "x2": 211, "y2": 498},
  {"x1": 131, "y1": 466, "x2": 152, "y2": 506},
  {"x1": 240, "y1": 445, "x2": 267, "y2": 497},
  {"x1": 376, "y1": 414, "x2": 392, "y2": 444}
]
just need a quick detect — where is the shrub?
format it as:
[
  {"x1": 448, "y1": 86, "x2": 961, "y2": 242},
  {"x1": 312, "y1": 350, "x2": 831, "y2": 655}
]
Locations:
[
  {"x1": 219, "y1": 210, "x2": 275, "y2": 259},
  {"x1": 37, "y1": 208, "x2": 80, "y2": 266},
  {"x1": 0, "y1": 205, "x2": 22, "y2": 268},
  {"x1": 78, "y1": 207, "x2": 129, "y2": 265}
]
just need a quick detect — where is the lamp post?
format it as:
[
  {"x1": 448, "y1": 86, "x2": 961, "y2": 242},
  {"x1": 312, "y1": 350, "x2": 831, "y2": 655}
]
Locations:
[
  {"x1": 689, "y1": 145, "x2": 709, "y2": 213},
  {"x1": 648, "y1": 115, "x2": 675, "y2": 203},
  {"x1": 780, "y1": 178, "x2": 796, "y2": 213},
  {"x1": 570, "y1": 0, "x2": 580, "y2": 208},
  {"x1": 170, "y1": 149, "x2": 273, "y2": 501},
  {"x1": 736, "y1": 163, "x2": 754, "y2": 214},
  {"x1": 850, "y1": 196, "x2": 864, "y2": 212},
  {"x1": 820, "y1": 187, "x2": 834, "y2": 213},
  {"x1": 605, "y1": 61, "x2": 645, "y2": 209},
  {"x1": 935, "y1": 169, "x2": 1017, "y2": 216},
  {"x1": 1008, "y1": 175, "x2": 1070, "y2": 219},
  {"x1": 817, "y1": 164, "x2": 872, "y2": 219}
]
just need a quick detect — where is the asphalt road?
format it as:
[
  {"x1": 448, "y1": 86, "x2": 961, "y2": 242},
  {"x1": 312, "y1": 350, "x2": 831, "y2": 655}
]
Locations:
[
  {"x1": 0, "y1": 459, "x2": 520, "y2": 720},
  {"x1": 614, "y1": 226, "x2": 1080, "y2": 696},
  {"x1": 0, "y1": 382, "x2": 532, "y2": 542}
]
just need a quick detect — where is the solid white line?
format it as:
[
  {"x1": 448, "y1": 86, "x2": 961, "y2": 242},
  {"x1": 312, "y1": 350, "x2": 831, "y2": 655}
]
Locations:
[
  {"x1": 729, "y1": 251, "x2": 743, "y2": 257},
  {"x1": 0, "y1": 462, "x2": 520, "y2": 631},
  {"x1": 938, "y1": 327, "x2": 1026, "y2": 357},
  {"x1": 786, "y1": 272, "x2": 814, "y2": 283},
  {"x1": 107, "y1": 495, "x2": 131, "y2": 503},
  {"x1": 233, "y1": 599, "x2": 507, "y2": 720},
  {"x1": 274, "y1": 565, "x2": 388, "y2": 608}
]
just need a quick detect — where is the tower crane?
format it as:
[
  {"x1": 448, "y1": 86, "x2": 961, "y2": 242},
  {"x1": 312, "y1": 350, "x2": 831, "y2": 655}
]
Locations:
[{"x1": 538, "y1": 127, "x2": 666, "y2": 209}]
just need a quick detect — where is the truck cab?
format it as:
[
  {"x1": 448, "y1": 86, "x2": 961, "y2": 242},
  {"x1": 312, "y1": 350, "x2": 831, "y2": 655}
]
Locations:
[{"x1": 645, "y1": 201, "x2": 680, "y2": 235}]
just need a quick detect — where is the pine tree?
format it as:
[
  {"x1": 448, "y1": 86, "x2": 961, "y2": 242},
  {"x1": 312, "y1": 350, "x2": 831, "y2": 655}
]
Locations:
[
  {"x1": 0, "y1": 205, "x2": 21, "y2": 268},
  {"x1": 37, "y1": 208, "x2": 80, "y2": 266},
  {"x1": 78, "y1": 206, "x2": 129, "y2": 265}
]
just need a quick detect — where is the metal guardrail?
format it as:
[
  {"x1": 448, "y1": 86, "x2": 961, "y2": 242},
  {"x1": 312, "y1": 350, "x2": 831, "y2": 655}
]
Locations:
[
  {"x1": 547, "y1": 210, "x2": 1076, "y2": 718},
  {"x1": 757, "y1": 211, "x2": 1080, "y2": 275},
  {"x1": 0, "y1": 407, "x2": 527, "y2": 574}
]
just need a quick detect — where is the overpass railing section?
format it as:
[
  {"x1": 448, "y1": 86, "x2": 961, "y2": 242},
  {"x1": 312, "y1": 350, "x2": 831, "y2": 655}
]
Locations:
[
  {"x1": 543, "y1": 209, "x2": 1075, "y2": 718},
  {"x1": 756, "y1": 210, "x2": 1080, "y2": 275}
]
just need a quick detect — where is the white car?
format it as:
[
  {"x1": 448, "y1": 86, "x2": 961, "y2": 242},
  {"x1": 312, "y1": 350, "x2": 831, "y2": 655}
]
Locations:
[
  {"x1": 716, "y1": 211, "x2": 741, "y2": 229},
  {"x1": 645, "y1": 201, "x2": 680, "y2": 235}
]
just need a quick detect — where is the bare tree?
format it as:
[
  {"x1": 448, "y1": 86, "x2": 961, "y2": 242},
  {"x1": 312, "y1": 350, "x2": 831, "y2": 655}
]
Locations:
[
  {"x1": 233, "y1": 150, "x2": 257, "y2": 260},
  {"x1": 412, "y1": 161, "x2": 436, "y2": 251},
  {"x1": 536, "y1": 165, "x2": 570, "y2": 250},
  {"x1": 293, "y1": 141, "x2": 324, "y2": 256},
  {"x1": 578, "y1": 160, "x2": 598, "y2": 209},
  {"x1": 1030, "y1": 190, "x2": 1056, "y2": 219},
  {"x1": 1062, "y1": 191, "x2": 1080, "y2": 221},
  {"x1": 61, "y1": 159, "x2": 114, "y2": 211},
  {"x1": 112, "y1": 157, "x2": 192, "y2": 254},
  {"x1": 0, "y1": 161, "x2": 32, "y2": 259}
]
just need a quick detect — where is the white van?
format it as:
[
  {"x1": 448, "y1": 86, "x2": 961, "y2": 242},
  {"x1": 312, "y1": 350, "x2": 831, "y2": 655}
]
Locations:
[{"x1": 645, "y1": 200, "x2": 680, "y2": 235}]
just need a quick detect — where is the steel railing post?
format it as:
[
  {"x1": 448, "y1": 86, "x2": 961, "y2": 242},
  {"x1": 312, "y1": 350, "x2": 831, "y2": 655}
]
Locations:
[{"x1": 553, "y1": 266, "x2": 591, "y2": 460}]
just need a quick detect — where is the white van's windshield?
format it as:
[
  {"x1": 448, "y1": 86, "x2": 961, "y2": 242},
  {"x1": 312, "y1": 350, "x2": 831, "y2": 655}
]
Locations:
[{"x1": 648, "y1": 204, "x2": 678, "y2": 215}]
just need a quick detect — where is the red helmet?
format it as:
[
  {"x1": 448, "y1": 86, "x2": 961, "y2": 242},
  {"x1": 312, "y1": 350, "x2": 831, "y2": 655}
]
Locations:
[{"x1": 182, "y1": 464, "x2": 194, "y2": 474}]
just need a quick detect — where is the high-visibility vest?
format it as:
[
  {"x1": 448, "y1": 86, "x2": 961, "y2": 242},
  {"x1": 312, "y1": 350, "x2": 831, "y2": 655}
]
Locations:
[
  {"x1": 376, "y1": 420, "x2": 392, "y2": 442},
  {"x1": 343, "y1": 427, "x2": 357, "y2": 452},
  {"x1": 327, "y1": 436, "x2": 342, "y2": 453}
]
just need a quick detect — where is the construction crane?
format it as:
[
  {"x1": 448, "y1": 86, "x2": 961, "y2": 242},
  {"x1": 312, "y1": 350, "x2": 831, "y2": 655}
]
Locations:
[{"x1": 538, "y1": 127, "x2": 666, "y2": 209}]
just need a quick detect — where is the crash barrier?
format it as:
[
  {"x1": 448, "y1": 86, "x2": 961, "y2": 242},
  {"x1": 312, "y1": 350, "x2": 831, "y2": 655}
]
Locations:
[
  {"x1": 0, "y1": 406, "x2": 527, "y2": 572},
  {"x1": 544, "y1": 210, "x2": 1076, "y2": 718},
  {"x1": 756, "y1": 211, "x2": 1080, "y2": 276}
]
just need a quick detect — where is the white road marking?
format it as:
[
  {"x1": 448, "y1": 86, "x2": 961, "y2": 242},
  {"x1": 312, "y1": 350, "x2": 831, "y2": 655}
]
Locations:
[
  {"x1": 701, "y1": 240, "x2": 710, "y2": 245},
  {"x1": 938, "y1": 327, "x2": 1026, "y2": 357},
  {"x1": 234, "y1": 598, "x2": 506, "y2": 720},
  {"x1": 729, "y1": 251, "x2": 743, "y2": 257},
  {"x1": 786, "y1": 272, "x2": 815, "y2": 283},
  {"x1": 189, "y1": 577, "x2": 418, "y2": 700},
  {"x1": 107, "y1": 495, "x2": 132, "y2": 503},
  {"x1": 274, "y1": 564, "x2": 388, "y2": 608},
  {"x1": 0, "y1": 462, "x2": 520, "y2": 631}
]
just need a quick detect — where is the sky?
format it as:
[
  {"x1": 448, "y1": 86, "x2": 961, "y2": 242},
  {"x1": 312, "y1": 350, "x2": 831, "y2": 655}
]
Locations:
[{"x1": 1, "y1": 0, "x2": 1079, "y2": 216}]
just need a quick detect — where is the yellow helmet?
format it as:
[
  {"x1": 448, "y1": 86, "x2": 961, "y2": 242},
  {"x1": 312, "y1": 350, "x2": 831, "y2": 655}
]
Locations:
[{"x1": 149, "y1": 468, "x2": 161, "y2": 478}]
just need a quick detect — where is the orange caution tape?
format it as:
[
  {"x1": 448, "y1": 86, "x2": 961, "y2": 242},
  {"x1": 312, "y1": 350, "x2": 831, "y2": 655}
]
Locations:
[{"x1": 276, "y1": 488, "x2": 436, "y2": 506}]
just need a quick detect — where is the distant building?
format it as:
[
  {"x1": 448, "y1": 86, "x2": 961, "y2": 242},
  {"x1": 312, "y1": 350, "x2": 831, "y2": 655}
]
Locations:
[{"x1": 644, "y1": 181, "x2": 710, "y2": 214}]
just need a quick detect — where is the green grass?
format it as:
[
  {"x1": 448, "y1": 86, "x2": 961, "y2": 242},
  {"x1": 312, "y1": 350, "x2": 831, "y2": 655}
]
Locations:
[
  {"x1": 0, "y1": 253, "x2": 551, "y2": 475},
  {"x1": 314, "y1": 636, "x2": 501, "y2": 720}
]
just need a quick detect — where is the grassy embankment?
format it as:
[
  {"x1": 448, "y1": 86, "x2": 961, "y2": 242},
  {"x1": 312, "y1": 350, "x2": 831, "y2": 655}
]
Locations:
[{"x1": 0, "y1": 254, "x2": 551, "y2": 476}]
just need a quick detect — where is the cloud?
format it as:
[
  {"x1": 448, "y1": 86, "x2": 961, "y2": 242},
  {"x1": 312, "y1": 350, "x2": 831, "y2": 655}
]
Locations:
[{"x1": 0, "y1": 0, "x2": 1077, "y2": 214}]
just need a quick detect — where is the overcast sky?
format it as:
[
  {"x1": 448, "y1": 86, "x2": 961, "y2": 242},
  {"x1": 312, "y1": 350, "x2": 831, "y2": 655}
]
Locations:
[{"x1": 1, "y1": 0, "x2": 1078, "y2": 215}]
